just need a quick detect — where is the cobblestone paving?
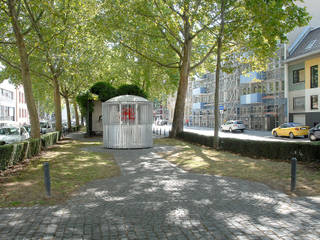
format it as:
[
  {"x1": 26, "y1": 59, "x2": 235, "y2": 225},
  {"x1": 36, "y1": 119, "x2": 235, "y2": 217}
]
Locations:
[{"x1": 1, "y1": 133, "x2": 320, "y2": 239}]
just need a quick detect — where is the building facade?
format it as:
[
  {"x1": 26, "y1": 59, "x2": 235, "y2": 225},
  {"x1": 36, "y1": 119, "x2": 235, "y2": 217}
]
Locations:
[
  {"x1": 287, "y1": 27, "x2": 320, "y2": 126},
  {"x1": 239, "y1": 46, "x2": 286, "y2": 130},
  {"x1": 187, "y1": 49, "x2": 286, "y2": 131},
  {"x1": 0, "y1": 79, "x2": 29, "y2": 126},
  {"x1": 182, "y1": 2, "x2": 319, "y2": 130}
]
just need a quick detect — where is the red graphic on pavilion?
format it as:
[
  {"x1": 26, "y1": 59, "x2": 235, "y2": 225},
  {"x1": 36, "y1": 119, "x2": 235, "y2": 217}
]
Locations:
[{"x1": 121, "y1": 106, "x2": 135, "y2": 121}]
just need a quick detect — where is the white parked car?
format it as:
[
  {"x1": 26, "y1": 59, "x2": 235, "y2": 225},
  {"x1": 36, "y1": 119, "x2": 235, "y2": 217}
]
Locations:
[
  {"x1": 0, "y1": 126, "x2": 30, "y2": 145},
  {"x1": 221, "y1": 120, "x2": 246, "y2": 133}
]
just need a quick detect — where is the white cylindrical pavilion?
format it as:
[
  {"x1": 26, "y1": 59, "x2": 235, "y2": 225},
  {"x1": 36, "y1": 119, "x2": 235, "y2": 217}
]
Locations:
[{"x1": 102, "y1": 95, "x2": 153, "y2": 149}]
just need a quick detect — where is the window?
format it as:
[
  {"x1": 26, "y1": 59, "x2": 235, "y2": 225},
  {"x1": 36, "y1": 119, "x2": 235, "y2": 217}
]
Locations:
[
  {"x1": 293, "y1": 69, "x2": 305, "y2": 84},
  {"x1": 293, "y1": 97, "x2": 305, "y2": 111},
  {"x1": 311, "y1": 95, "x2": 318, "y2": 110},
  {"x1": 305, "y1": 40, "x2": 317, "y2": 50},
  {"x1": 0, "y1": 88, "x2": 14, "y2": 100},
  {"x1": 269, "y1": 82, "x2": 274, "y2": 92},
  {"x1": 311, "y1": 65, "x2": 318, "y2": 88}
]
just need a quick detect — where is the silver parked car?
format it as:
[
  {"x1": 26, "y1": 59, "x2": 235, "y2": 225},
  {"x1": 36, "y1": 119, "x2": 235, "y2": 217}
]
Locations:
[
  {"x1": 40, "y1": 121, "x2": 54, "y2": 134},
  {"x1": 221, "y1": 120, "x2": 246, "y2": 133},
  {"x1": 0, "y1": 126, "x2": 30, "y2": 144}
]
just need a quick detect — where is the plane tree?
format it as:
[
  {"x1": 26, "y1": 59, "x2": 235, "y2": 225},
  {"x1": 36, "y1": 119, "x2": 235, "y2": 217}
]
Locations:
[
  {"x1": 0, "y1": 0, "x2": 41, "y2": 138},
  {"x1": 96, "y1": 0, "x2": 309, "y2": 141},
  {"x1": 210, "y1": 0, "x2": 309, "y2": 148}
]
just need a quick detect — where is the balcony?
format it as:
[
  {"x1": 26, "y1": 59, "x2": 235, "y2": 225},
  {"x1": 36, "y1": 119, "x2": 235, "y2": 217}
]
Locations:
[
  {"x1": 240, "y1": 72, "x2": 266, "y2": 84},
  {"x1": 192, "y1": 87, "x2": 207, "y2": 95},
  {"x1": 240, "y1": 93, "x2": 264, "y2": 105}
]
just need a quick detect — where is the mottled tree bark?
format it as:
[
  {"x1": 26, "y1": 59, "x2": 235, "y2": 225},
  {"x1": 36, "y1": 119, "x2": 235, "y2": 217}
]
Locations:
[
  {"x1": 53, "y1": 77, "x2": 62, "y2": 132},
  {"x1": 170, "y1": 18, "x2": 192, "y2": 138},
  {"x1": 7, "y1": 0, "x2": 40, "y2": 139},
  {"x1": 73, "y1": 100, "x2": 79, "y2": 126},
  {"x1": 64, "y1": 96, "x2": 71, "y2": 131}
]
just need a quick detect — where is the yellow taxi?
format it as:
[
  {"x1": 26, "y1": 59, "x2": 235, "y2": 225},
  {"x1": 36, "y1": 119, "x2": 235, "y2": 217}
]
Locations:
[{"x1": 272, "y1": 122, "x2": 310, "y2": 139}]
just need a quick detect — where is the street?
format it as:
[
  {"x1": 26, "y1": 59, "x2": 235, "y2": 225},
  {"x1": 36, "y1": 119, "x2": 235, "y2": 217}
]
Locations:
[{"x1": 153, "y1": 124, "x2": 311, "y2": 143}]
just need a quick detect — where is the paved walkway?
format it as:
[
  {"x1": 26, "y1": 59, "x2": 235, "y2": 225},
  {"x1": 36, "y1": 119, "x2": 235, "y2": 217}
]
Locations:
[{"x1": 1, "y1": 133, "x2": 320, "y2": 239}]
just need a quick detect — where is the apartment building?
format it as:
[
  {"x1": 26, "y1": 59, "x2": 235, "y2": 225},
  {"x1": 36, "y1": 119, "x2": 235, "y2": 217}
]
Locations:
[
  {"x1": 187, "y1": 51, "x2": 285, "y2": 131},
  {"x1": 239, "y1": 46, "x2": 286, "y2": 130},
  {"x1": 189, "y1": 73, "x2": 215, "y2": 128},
  {"x1": 0, "y1": 80, "x2": 16, "y2": 125},
  {"x1": 286, "y1": 27, "x2": 320, "y2": 126},
  {"x1": 0, "y1": 79, "x2": 29, "y2": 126}
]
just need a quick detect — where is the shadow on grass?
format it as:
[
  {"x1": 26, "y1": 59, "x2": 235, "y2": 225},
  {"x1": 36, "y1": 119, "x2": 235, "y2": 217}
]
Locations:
[
  {"x1": 154, "y1": 138, "x2": 320, "y2": 196},
  {"x1": 0, "y1": 138, "x2": 120, "y2": 207},
  {"x1": 1, "y1": 142, "x2": 319, "y2": 239}
]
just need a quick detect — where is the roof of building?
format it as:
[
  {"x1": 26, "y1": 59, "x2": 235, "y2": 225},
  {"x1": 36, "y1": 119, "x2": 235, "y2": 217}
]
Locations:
[
  {"x1": 288, "y1": 27, "x2": 320, "y2": 60},
  {"x1": 105, "y1": 95, "x2": 148, "y2": 103}
]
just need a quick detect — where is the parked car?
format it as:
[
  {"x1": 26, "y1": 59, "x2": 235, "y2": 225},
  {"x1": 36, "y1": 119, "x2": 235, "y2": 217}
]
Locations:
[
  {"x1": 158, "y1": 120, "x2": 168, "y2": 125},
  {"x1": 272, "y1": 122, "x2": 310, "y2": 139},
  {"x1": 62, "y1": 122, "x2": 68, "y2": 133},
  {"x1": 0, "y1": 126, "x2": 30, "y2": 144},
  {"x1": 23, "y1": 124, "x2": 31, "y2": 134},
  {"x1": 309, "y1": 123, "x2": 320, "y2": 141},
  {"x1": 155, "y1": 119, "x2": 168, "y2": 125},
  {"x1": 221, "y1": 120, "x2": 246, "y2": 132},
  {"x1": 40, "y1": 121, "x2": 54, "y2": 134}
]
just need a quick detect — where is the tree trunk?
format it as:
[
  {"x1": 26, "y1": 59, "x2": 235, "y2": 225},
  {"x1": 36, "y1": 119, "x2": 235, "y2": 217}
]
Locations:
[
  {"x1": 213, "y1": 0, "x2": 226, "y2": 149},
  {"x1": 64, "y1": 96, "x2": 72, "y2": 131},
  {"x1": 7, "y1": 0, "x2": 40, "y2": 139},
  {"x1": 170, "y1": 29, "x2": 192, "y2": 137},
  {"x1": 53, "y1": 77, "x2": 62, "y2": 132},
  {"x1": 73, "y1": 100, "x2": 80, "y2": 126}
]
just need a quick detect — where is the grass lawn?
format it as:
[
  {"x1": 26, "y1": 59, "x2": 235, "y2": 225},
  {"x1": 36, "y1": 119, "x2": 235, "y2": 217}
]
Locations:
[
  {"x1": 0, "y1": 138, "x2": 120, "y2": 207},
  {"x1": 155, "y1": 138, "x2": 320, "y2": 197}
]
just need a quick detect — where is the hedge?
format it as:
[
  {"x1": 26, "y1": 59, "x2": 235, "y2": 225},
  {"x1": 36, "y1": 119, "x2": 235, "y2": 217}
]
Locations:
[
  {"x1": 0, "y1": 131, "x2": 60, "y2": 171},
  {"x1": 41, "y1": 131, "x2": 60, "y2": 149},
  {"x1": 176, "y1": 131, "x2": 320, "y2": 164}
]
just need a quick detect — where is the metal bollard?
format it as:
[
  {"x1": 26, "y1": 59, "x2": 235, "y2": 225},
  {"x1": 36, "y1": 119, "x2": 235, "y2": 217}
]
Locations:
[
  {"x1": 43, "y1": 162, "x2": 51, "y2": 197},
  {"x1": 291, "y1": 157, "x2": 297, "y2": 192}
]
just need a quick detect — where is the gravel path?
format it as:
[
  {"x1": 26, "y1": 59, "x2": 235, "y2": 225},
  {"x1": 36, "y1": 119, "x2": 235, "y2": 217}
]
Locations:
[{"x1": 0, "y1": 133, "x2": 319, "y2": 239}]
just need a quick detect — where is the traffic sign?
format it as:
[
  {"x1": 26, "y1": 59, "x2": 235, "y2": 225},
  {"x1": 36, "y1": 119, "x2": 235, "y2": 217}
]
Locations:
[
  {"x1": 220, "y1": 110, "x2": 224, "y2": 114},
  {"x1": 219, "y1": 105, "x2": 224, "y2": 110}
]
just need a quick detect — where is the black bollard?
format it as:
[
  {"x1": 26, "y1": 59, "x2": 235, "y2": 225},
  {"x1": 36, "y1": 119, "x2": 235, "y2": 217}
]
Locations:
[
  {"x1": 291, "y1": 157, "x2": 297, "y2": 192},
  {"x1": 43, "y1": 162, "x2": 51, "y2": 197}
]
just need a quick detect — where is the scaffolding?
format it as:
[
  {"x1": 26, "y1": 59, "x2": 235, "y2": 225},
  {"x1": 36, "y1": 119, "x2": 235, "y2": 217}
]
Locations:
[{"x1": 186, "y1": 45, "x2": 287, "y2": 131}]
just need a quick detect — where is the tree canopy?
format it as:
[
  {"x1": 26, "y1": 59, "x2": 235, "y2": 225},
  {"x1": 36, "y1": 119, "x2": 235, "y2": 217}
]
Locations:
[{"x1": 0, "y1": 0, "x2": 310, "y2": 140}]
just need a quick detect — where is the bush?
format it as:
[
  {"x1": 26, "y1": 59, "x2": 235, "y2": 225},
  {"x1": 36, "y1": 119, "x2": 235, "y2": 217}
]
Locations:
[
  {"x1": 90, "y1": 82, "x2": 117, "y2": 102},
  {"x1": 41, "y1": 132, "x2": 60, "y2": 149},
  {"x1": 177, "y1": 131, "x2": 320, "y2": 164},
  {"x1": 0, "y1": 144, "x2": 14, "y2": 170},
  {"x1": 76, "y1": 90, "x2": 95, "y2": 116},
  {"x1": 26, "y1": 138, "x2": 41, "y2": 158},
  {"x1": 116, "y1": 84, "x2": 148, "y2": 98},
  {"x1": 0, "y1": 131, "x2": 60, "y2": 171}
]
